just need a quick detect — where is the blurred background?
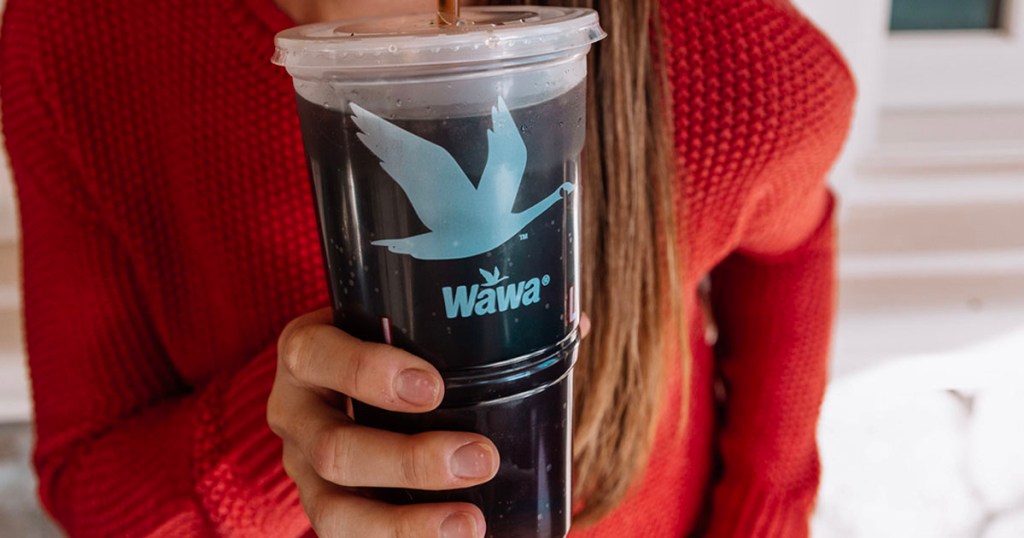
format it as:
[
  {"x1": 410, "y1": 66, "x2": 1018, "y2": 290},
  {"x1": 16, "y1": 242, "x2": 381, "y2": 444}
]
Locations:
[
  {"x1": 0, "y1": 0, "x2": 1022, "y2": 537},
  {"x1": 797, "y1": 1, "x2": 1024, "y2": 537}
]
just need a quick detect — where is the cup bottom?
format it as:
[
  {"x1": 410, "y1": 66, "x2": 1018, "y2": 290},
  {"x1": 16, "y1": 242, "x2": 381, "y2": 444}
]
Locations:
[{"x1": 352, "y1": 345, "x2": 576, "y2": 538}]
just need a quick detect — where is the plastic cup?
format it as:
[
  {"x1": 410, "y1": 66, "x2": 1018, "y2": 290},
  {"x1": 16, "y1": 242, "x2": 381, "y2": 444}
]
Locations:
[{"x1": 274, "y1": 8, "x2": 604, "y2": 537}]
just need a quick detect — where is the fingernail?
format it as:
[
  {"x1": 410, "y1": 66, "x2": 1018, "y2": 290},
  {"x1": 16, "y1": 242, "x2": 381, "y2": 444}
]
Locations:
[
  {"x1": 451, "y1": 443, "x2": 496, "y2": 479},
  {"x1": 395, "y1": 369, "x2": 440, "y2": 406},
  {"x1": 440, "y1": 512, "x2": 477, "y2": 538}
]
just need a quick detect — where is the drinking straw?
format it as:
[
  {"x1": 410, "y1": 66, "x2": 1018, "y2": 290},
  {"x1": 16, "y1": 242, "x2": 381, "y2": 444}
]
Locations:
[{"x1": 437, "y1": 0, "x2": 460, "y2": 26}]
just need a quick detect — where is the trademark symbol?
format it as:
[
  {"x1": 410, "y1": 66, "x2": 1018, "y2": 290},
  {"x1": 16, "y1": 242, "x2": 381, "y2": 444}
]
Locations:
[
  {"x1": 542, "y1": 275, "x2": 551, "y2": 286},
  {"x1": 519, "y1": 233, "x2": 529, "y2": 241}
]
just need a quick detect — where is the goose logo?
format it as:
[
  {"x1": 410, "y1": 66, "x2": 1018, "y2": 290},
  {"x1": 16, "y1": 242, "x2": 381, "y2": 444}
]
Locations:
[
  {"x1": 351, "y1": 96, "x2": 575, "y2": 261},
  {"x1": 442, "y1": 267, "x2": 551, "y2": 319}
]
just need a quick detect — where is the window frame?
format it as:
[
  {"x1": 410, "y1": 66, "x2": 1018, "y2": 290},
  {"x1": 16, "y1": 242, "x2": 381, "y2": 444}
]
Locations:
[{"x1": 883, "y1": 0, "x2": 1024, "y2": 108}]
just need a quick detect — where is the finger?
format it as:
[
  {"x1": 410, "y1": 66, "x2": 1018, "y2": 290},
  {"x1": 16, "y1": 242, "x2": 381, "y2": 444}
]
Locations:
[
  {"x1": 274, "y1": 386, "x2": 499, "y2": 490},
  {"x1": 580, "y1": 311, "x2": 591, "y2": 339},
  {"x1": 286, "y1": 448, "x2": 487, "y2": 538},
  {"x1": 279, "y1": 308, "x2": 444, "y2": 412},
  {"x1": 267, "y1": 372, "x2": 349, "y2": 445}
]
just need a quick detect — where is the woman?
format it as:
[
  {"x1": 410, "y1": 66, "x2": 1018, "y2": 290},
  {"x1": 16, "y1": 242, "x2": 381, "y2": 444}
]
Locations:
[{"x1": 0, "y1": 0, "x2": 853, "y2": 535}]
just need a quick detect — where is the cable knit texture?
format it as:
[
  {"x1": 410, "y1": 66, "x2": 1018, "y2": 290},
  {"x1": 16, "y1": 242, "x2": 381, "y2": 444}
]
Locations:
[{"x1": 0, "y1": 0, "x2": 854, "y2": 535}]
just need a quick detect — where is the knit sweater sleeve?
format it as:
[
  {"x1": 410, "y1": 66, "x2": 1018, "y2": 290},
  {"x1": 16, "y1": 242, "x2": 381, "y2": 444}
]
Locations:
[
  {"x1": 1, "y1": 4, "x2": 308, "y2": 537},
  {"x1": 674, "y1": 1, "x2": 854, "y2": 533},
  {"x1": 702, "y1": 190, "x2": 836, "y2": 537}
]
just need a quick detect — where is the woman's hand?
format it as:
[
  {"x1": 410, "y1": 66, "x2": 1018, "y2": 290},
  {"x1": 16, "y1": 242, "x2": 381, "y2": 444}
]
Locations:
[{"x1": 268, "y1": 307, "x2": 495, "y2": 538}]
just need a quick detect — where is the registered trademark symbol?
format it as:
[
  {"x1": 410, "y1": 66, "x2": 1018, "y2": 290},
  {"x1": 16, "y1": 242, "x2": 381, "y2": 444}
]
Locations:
[
  {"x1": 519, "y1": 233, "x2": 529, "y2": 241},
  {"x1": 542, "y1": 275, "x2": 551, "y2": 286}
]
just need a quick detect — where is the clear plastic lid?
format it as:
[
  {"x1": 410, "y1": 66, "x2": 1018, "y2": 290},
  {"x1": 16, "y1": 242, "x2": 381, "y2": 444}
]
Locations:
[{"x1": 272, "y1": 6, "x2": 605, "y2": 70}]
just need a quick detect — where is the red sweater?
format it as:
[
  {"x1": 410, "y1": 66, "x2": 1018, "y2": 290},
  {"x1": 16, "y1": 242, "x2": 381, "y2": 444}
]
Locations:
[{"x1": 0, "y1": 0, "x2": 853, "y2": 535}]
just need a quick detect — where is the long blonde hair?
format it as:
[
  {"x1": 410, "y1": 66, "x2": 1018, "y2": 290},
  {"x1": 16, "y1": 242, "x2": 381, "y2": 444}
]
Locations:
[{"x1": 484, "y1": 0, "x2": 688, "y2": 525}]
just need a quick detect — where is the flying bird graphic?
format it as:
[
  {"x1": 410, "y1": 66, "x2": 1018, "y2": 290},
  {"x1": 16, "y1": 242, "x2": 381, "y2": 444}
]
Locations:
[
  {"x1": 479, "y1": 267, "x2": 510, "y2": 287},
  {"x1": 350, "y1": 96, "x2": 575, "y2": 261}
]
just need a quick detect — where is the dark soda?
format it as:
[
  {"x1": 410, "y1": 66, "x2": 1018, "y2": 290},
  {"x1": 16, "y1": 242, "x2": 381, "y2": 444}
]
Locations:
[{"x1": 296, "y1": 84, "x2": 586, "y2": 537}]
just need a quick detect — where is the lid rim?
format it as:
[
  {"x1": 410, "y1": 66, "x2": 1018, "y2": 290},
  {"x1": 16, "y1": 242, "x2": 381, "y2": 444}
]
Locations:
[
  {"x1": 273, "y1": 6, "x2": 606, "y2": 70},
  {"x1": 275, "y1": 46, "x2": 594, "y2": 76}
]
